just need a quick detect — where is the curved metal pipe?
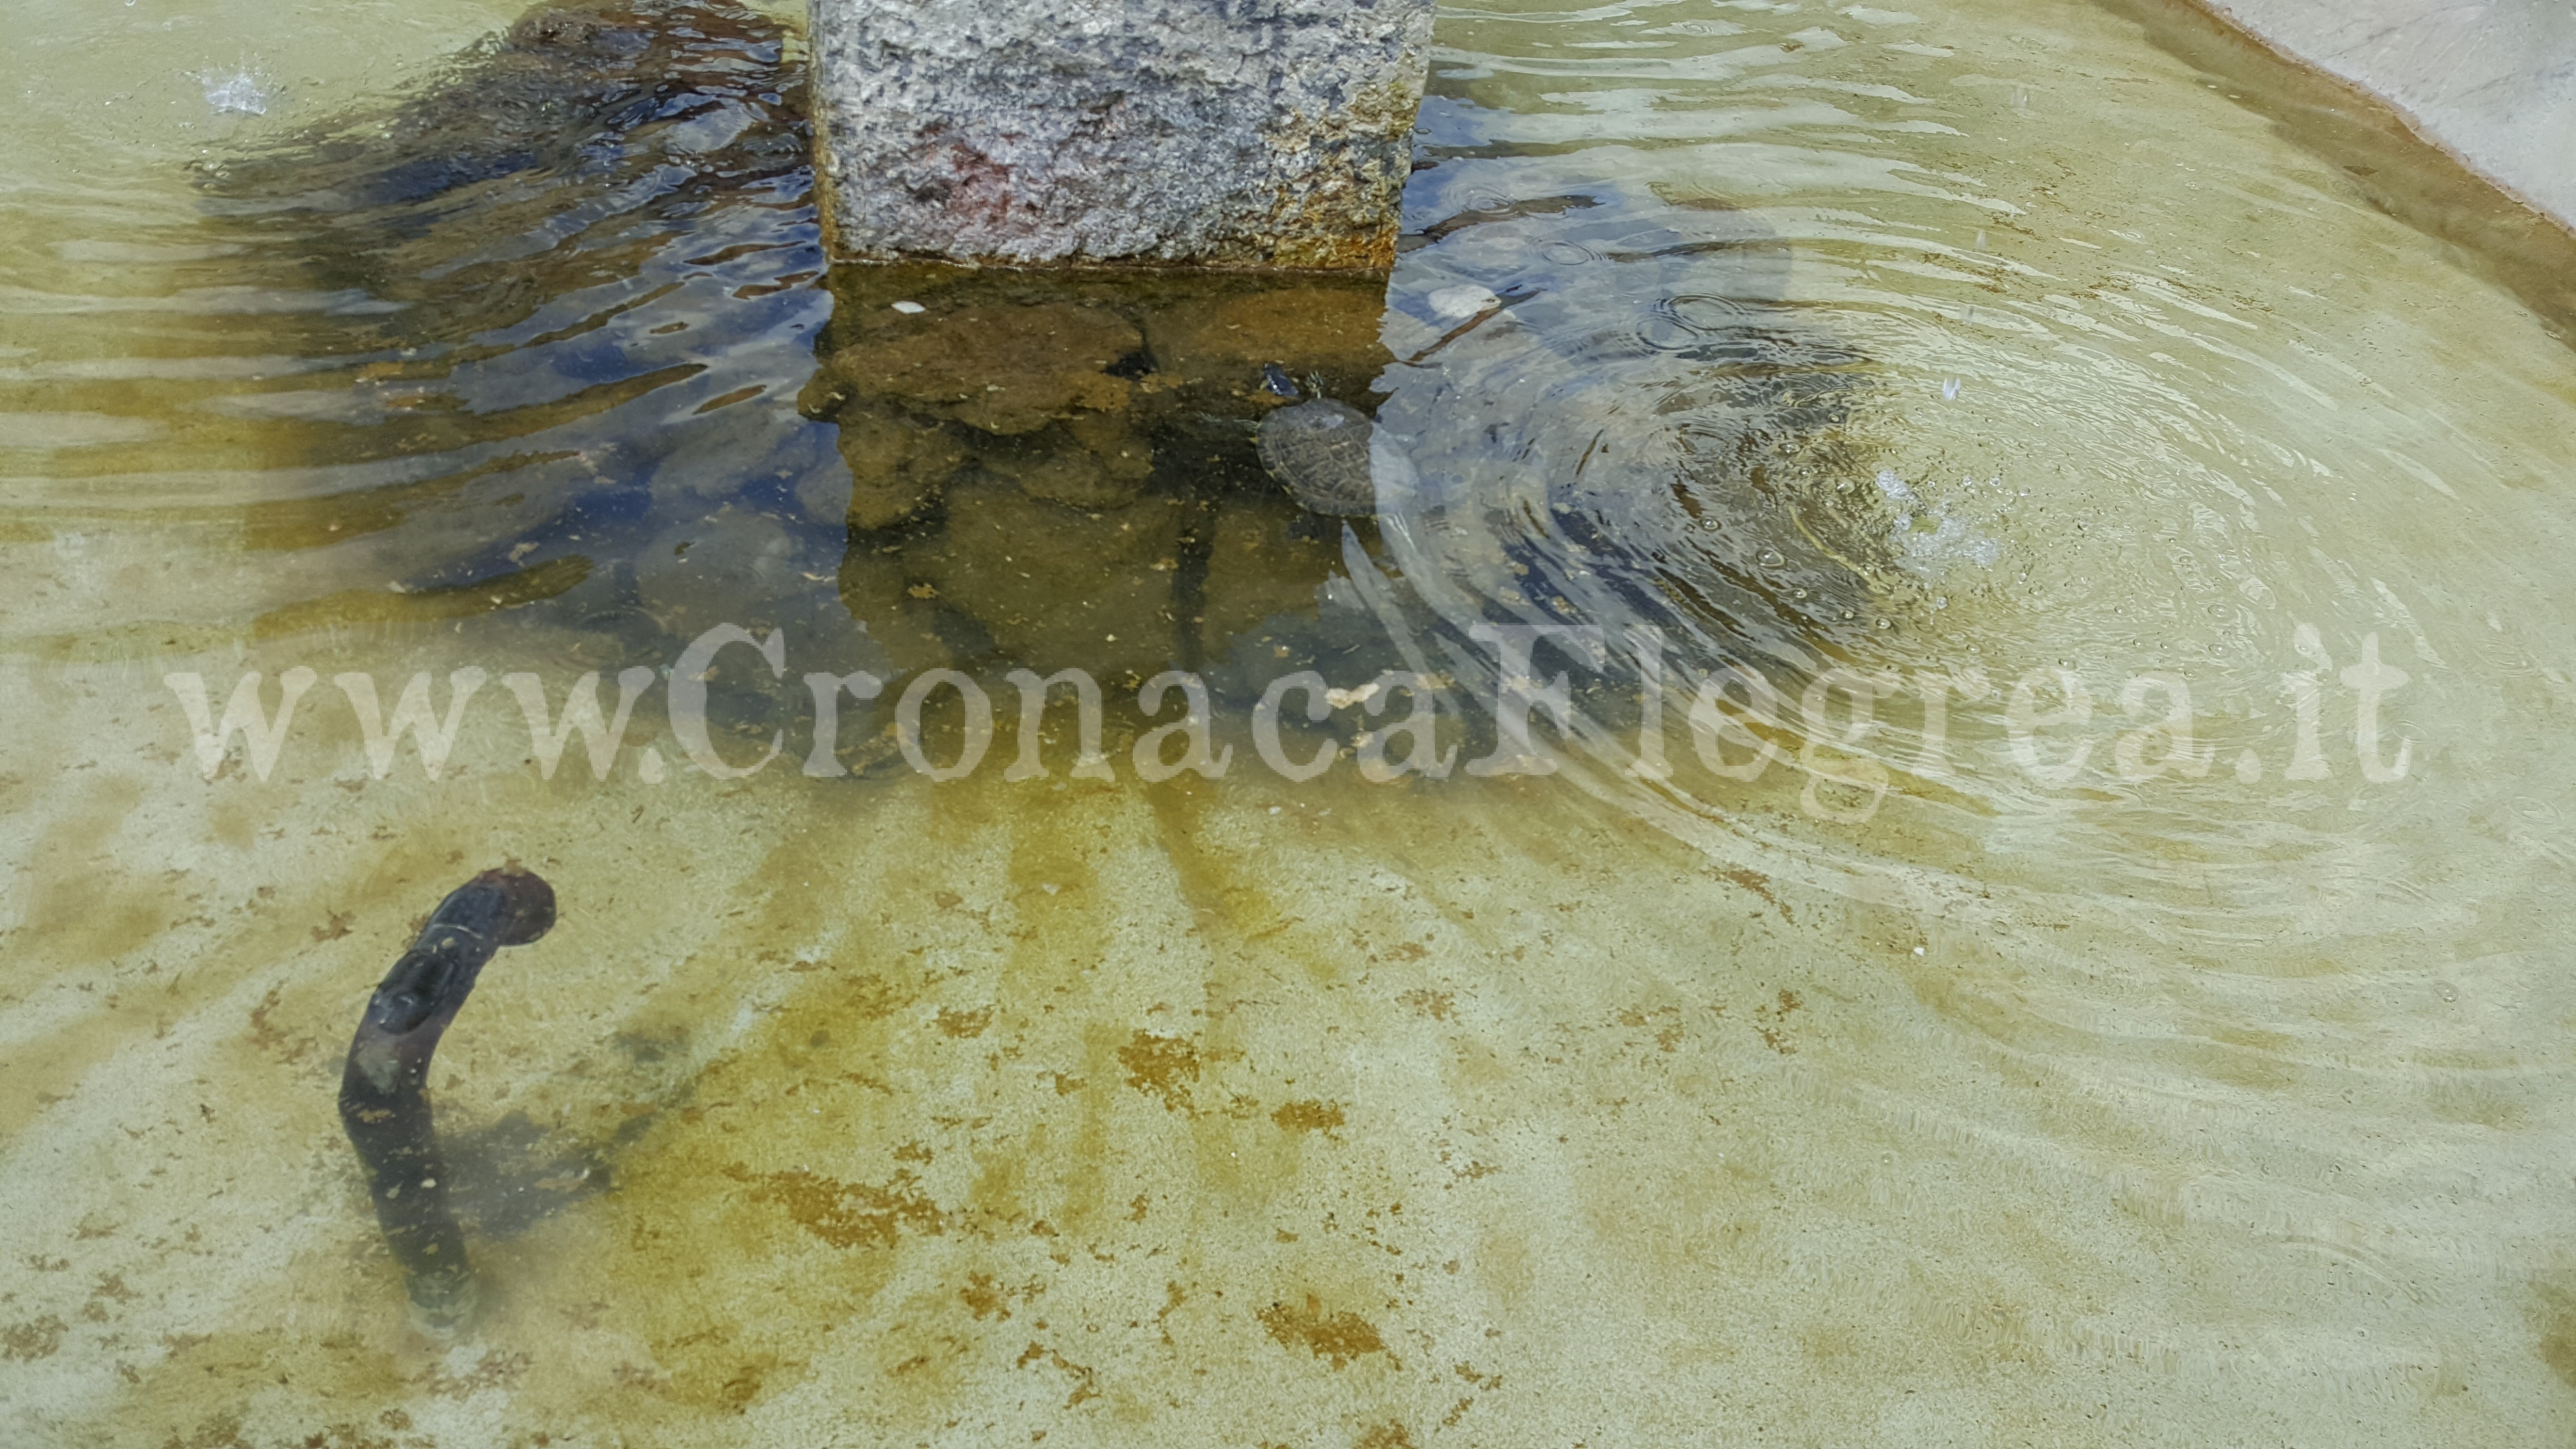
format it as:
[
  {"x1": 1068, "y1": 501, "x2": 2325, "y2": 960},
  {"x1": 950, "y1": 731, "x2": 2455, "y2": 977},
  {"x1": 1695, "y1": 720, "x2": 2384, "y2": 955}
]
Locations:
[{"x1": 338, "y1": 867, "x2": 555, "y2": 1334}]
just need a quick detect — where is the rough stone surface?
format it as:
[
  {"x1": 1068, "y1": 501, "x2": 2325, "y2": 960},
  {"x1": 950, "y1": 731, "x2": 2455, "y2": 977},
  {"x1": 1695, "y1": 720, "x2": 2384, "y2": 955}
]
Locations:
[
  {"x1": 808, "y1": 0, "x2": 1435, "y2": 268},
  {"x1": 796, "y1": 264, "x2": 1392, "y2": 532},
  {"x1": 2191, "y1": 0, "x2": 2576, "y2": 230}
]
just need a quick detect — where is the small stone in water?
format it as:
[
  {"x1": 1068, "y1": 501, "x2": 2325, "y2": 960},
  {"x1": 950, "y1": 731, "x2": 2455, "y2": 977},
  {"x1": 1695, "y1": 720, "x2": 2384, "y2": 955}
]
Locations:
[
  {"x1": 890, "y1": 300, "x2": 926, "y2": 314},
  {"x1": 1427, "y1": 284, "x2": 1499, "y2": 320}
]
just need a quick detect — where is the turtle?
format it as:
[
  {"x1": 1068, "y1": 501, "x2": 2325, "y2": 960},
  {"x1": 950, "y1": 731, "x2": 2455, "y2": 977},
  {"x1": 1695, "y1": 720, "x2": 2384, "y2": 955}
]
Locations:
[{"x1": 1255, "y1": 368, "x2": 1381, "y2": 516}]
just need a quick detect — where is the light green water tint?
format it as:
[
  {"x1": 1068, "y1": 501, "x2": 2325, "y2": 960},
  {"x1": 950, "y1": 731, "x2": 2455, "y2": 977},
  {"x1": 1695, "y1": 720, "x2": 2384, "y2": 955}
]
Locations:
[{"x1": 3, "y1": 0, "x2": 2574, "y2": 1443}]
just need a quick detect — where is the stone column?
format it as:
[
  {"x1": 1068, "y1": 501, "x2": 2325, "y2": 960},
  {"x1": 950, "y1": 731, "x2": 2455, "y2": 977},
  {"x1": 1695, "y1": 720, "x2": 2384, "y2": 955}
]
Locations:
[{"x1": 807, "y1": 0, "x2": 1436, "y2": 269}]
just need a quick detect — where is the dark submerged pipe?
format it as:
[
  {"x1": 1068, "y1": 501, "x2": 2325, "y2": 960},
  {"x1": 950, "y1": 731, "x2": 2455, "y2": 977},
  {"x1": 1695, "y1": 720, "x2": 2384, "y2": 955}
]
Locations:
[{"x1": 338, "y1": 867, "x2": 555, "y2": 1334}]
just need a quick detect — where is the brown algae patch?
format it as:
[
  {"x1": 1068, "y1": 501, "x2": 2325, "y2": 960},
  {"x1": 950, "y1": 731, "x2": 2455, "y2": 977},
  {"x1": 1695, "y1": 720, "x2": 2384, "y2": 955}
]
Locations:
[
  {"x1": 1116, "y1": 1030, "x2": 1202, "y2": 1112},
  {"x1": 0, "y1": 1314, "x2": 66, "y2": 1361},
  {"x1": 1270, "y1": 1099, "x2": 1345, "y2": 1135},
  {"x1": 727, "y1": 1165, "x2": 950, "y2": 1252},
  {"x1": 1256, "y1": 1295, "x2": 1394, "y2": 1370}
]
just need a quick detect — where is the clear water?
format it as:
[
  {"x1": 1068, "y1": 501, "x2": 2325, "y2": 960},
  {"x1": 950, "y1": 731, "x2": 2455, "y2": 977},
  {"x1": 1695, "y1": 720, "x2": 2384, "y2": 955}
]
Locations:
[{"x1": 3, "y1": 0, "x2": 2573, "y2": 1443}]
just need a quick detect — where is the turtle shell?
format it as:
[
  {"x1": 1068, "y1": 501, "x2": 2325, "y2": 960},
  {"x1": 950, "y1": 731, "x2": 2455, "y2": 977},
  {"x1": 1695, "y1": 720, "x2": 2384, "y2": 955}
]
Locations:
[{"x1": 1256, "y1": 399, "x2": 1378, "y2": 516}]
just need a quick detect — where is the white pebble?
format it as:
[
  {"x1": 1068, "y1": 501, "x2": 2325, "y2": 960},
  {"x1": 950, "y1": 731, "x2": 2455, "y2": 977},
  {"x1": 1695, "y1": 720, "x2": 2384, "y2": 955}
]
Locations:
[
  {"x1": 1427, "y1": 284, "x2": 1499, "y2": 320},
  {"x1": 890, "y1": 300, "x2": 926, "y2": 314}
]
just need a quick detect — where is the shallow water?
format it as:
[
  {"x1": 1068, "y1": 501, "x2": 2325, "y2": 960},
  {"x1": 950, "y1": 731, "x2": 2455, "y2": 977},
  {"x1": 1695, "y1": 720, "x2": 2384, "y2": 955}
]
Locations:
[{"x1": 3, "y1": 0, "x2": 2574, "y2": 1444}]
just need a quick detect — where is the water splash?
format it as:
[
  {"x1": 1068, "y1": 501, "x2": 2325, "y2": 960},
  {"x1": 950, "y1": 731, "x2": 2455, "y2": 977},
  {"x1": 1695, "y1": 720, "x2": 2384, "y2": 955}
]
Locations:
[
  {"x1": 1875, "y1": 468, "x2": 2001, "y2": 572},
  {"x1": 195, "y1": 64, "x2": 275, "y2": 116}
]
